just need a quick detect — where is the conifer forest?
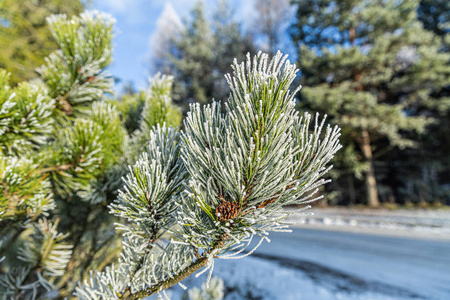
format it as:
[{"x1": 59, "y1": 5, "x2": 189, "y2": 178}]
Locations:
[{"x1": 0, "y1": 0, "x2": 449, "y2": 299}]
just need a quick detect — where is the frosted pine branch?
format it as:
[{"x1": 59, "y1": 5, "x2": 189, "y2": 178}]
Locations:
[{"x1": 75, "y1": 51, "x2": 341, "y2": 299}]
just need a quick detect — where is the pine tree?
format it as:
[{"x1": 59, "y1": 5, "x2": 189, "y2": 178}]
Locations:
[
  {"x1": 290, "y1": 0, "x2": 450, "y2": 206},
  {"x1": 169, "y1": 0, "x2": 215, "y2": 110},
  {"x1": 212, "y1": 0, "x2": 257, "y2": 100},
  {"x1": 75, "y1": 51, "x2": 341, "y2": 299},
  {"x1": 113, "y1": 74, "x2": 182, "y2": 137},
  {"x1": 403, "y1": 0, "x2": 450, "y2": 205},
  {"x1": 161, "y1": 0, "x2": 255, "y2": 113},
  {"x1": 0, "y1": 11, "x2": 181, "y2": 298},
  {"x1": 0, "y1": 0, "x2": 84, "y2": 85}
]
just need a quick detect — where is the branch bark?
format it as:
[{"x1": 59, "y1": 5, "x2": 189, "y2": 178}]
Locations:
[
  {"x1": 120, "y1": 233, "x2": 229, "y2": 299},
  {"x1": 121, "y1": 256, "x2": 209, "y2": 300},
  {"x1": 38, "y1": 163, "x2": 76, "y2": 174}
]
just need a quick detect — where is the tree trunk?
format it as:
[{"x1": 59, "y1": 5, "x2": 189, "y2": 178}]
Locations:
[
  {"x1": 359, "y1": 130, "x2": 379, "y2": 207},
  {"x1": 347, "y1": 174, "x2": 356, "y2": 205},
  {"x1": 349, "y1": 27, "x2": 356, "y2": 45}
]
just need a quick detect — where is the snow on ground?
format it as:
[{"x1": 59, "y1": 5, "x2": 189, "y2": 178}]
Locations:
[
  {"x1": 287, "y1": 208, "x2": 450, "y2": 240},
  {"x1": 152, "y1": 209, "x2": 450, "y2": 300},
  {"x1": 166, "y1": 254, "x2": 413, "y2": 300},
  {"x1": 248, "y1": 228, "x2": 450, "y2": 300}
]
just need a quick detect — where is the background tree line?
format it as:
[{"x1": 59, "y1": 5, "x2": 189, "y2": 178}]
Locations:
[
  {"x1": 1, "y1": 0, "x2": 449, "y2": 208},
  {"x1": 150, "y1": 0, "x2": 449, "y2": 207}
]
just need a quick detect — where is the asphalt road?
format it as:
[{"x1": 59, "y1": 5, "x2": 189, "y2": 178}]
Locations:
[{"x1": 252, "y1": 228, "x2": 450, "y2": 300}]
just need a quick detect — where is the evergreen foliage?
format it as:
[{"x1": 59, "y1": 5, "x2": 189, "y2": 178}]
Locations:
[
  {"x1": 114, "y1": 73, "x2": 182, "y2": 162},
  {"x1": 184, "y1": 277, "x2": 224, "y2": 300},
  {"x1": 406, "y1": 0, "x2": 450, "y2": 204},
  {"x1": 0, "y1": 10, "x2": 181, "y2": 298},
  {"x1": 290, "y1": 0, "x2": 450, "y2": 206},
  {"x1": 162, "y1": 0, "x2": 255, "y2": 112},
  {"x1": 75, "y1": 51, "x2": 341, "y2": 299},
  {"x1": 2, "y1": 219, "x2": 73, "y2": 299},
  {"x1": 0, "y1": 0, "x2": 84, "y2": 85}
]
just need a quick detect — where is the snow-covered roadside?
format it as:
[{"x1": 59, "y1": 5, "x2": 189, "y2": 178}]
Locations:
[
  {"x1": 157, "y1": 226, "x2": 450, "y2": 300},
  {"x1": 164, "y1": 255, "x2": 414, "y2": 300},
  {"x1": 286, "y1": 207, "x2": 450, "y2": 240},
  {"x1": 245, "y1": 228, "x2": 450, "y2": 300}
]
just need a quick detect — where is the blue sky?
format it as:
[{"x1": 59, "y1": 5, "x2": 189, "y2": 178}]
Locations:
[{"x1": 90, "y1": 0, "x2": 258, "y2": 94}]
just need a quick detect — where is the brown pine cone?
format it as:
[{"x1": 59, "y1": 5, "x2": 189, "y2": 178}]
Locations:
[
  {"x1": 215, "y1": 201, "x2": 239, "y2": 222},
  {"x1": 58, "y1": 98, "x2": 73, "y2": 115}
]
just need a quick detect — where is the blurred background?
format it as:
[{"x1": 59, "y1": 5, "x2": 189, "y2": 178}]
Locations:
[
  {"x1": 2, "y1": 0, "x2": 449, "y2": 209},
  {"x1": 1, "y1": 0, "x2": 449, "y2": 299}
]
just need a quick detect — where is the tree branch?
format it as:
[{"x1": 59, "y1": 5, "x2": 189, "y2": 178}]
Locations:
[
  {"x1": 122, "y1": 256, "x2": 209, "y2": 300},
  {"x1": 120, "y1": 233, "x2": 229, "y2": 299},
  {"x1": 38, "y1": 163, "x2": 77, "y2": 174}
]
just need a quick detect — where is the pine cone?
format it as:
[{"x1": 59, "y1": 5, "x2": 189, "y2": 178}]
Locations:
[
  {"x1": 58, "y1": 98, "x2": 73, "y2": 115},
  {"x1": 215, "y1": 201, "x2": 239, "y2": 222}
]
